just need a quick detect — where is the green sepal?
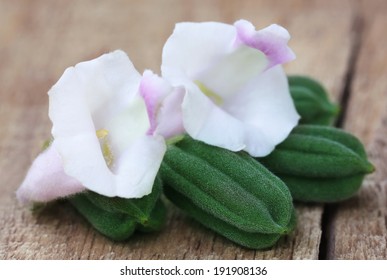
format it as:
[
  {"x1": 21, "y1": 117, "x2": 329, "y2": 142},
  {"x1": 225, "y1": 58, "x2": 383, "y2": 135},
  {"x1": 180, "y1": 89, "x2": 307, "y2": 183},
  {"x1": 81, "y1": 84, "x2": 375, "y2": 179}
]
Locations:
[
  {"x1": 160, "y1": 136, "x2": 295, "y2": 248},
  {"x1": 288, "y1": 75, "x2": 339, "y2": 125},
  {"x1": 84, "y1": 177, "x2": 162, "y2": 224},
  {"x1": 69, "y1": 194, "x2": 136, "y2": 241},
  {"x1": 41, "y1": 138, "x2": 53, "y2": 151},
  {"x1": 259, "y1": 125, "x2": 374, "y2": 202}
]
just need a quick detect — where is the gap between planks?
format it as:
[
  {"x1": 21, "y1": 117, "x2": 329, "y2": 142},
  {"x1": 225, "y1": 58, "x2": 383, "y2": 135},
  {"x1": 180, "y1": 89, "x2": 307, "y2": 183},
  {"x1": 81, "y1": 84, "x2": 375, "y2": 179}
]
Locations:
[{"x1": 318, "y1": 12, "x2": 365, "y2": 260}]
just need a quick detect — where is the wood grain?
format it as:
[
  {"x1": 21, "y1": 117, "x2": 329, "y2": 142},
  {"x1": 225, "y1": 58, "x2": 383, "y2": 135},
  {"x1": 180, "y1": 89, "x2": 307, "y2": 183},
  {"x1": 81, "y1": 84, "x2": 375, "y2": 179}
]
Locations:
[
  {"x1": 326, "y1": 0, "x2": 387, "y2": 259},
  {"x1": 0, "y1": 0, "x2": 381, "y2": 259}
]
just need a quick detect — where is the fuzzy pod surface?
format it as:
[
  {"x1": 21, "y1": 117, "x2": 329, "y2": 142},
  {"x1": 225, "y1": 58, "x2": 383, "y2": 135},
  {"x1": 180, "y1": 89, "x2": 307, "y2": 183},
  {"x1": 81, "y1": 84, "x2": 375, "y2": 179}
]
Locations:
[
  {"x1": 69, "y1": 194, "x2": 137, "y2": 241},
  {"x1": 259, "y1": 125, "x2": 374, "y2": 202},
  {"x1": 69, "y1": 180, "x2": 167, "y2": 241},
  {"x1": 85, "y1": 177, "x2": 162, "y2": 224},
  {"x1": 288, "y1": 75, "x2": 339, "y2": 125},
  {"x1": 160, "y1": 136, "x2": 296, "y2": 249}
]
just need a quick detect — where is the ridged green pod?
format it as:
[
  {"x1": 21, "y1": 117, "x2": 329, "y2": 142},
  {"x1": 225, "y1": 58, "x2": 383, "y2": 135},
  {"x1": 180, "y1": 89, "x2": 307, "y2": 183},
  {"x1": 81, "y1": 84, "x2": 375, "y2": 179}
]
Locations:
[
  {"x1": 137, "y1": 200, "x2": 167, "y2": 233},
  {"x1": 85, "y1": 177, "x2": 162, "y2": 224},
  {"x1": 288, "y1": 75, "x2": 339, "y2": 125},
  {"x1": 69, "y1": 194, "x2": 136, "y2": 241},
  {"x1": 259, "y1": 125, "x2": 374, "y2": 202},
  {"x1": 68, "y1": 179, "x2": 167, "y2": 241},
  {"x1": 161, "y1": 136, "x2": 296, "y2": 249}
]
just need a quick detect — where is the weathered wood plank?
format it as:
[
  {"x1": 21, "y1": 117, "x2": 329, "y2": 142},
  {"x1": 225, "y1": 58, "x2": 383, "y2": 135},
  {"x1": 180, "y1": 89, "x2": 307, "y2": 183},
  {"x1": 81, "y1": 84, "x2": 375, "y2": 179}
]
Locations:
[
  {"x1": 0, "y1": 0, "x2": 354, "y2": 259},
  {"x1": 326, "y1": 0, "x2": 387, "y2": 259}
]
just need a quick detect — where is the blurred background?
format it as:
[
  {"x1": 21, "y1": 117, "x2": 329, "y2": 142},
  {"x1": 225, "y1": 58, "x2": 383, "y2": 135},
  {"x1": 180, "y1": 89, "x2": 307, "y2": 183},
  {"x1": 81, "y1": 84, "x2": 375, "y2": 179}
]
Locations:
[{"x1": 0, "y1": 0, "x2": 356, "y2": 106}]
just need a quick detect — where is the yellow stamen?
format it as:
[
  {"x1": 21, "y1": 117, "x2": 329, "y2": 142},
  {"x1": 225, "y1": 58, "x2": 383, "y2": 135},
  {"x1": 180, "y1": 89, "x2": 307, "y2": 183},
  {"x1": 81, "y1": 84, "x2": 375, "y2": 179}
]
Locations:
[
  {"x1": 195, "y1": 81, "x2": 223, "y2": 105},
  {"x1": 96, "y1": 129, "x2": 114, "y2": 167},
  {"x1": 96, "y1": 129, "x2": 109, "y2": 139}
]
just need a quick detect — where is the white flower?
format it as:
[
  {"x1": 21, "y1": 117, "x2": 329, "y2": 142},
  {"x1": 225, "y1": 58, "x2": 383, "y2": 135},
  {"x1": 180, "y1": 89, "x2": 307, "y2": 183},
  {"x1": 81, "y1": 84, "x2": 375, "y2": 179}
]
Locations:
[
  {"x1": 161, "y1": 19, "x2": 300, "y2": 157},
  {"x1": 16, "y1": 144, "x2": 85, "y2": 204},
  {"x1": 139, "y1": 70, "x2": 185, "y2": 140},
  {"x1": 17, "y1": 50, "x2": 166, "y2": 203}
]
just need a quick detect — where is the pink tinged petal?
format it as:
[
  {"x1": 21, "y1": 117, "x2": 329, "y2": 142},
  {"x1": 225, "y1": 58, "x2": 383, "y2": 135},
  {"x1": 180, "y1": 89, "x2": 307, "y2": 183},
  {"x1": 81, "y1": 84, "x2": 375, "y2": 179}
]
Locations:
[
  {"x1": 139, "y1": 70, "x2": 185, "y2": 139},
  {"x1": 140, "y1": 70, "x2": 173, "y2": 136},
  {"x1": 223, "y1": 65, "x2": 300, "y2": 157},
  {"x1": 234, "y1": 20, "x2": 296, "y2": 68},
  {"x1": 115, "y1": 135, "x2": 166, "y2": 198},
  {"x1": 182, "y1": 83, "x2": 246, "y2": 152},
  {"x1": 16, "y1": 145, "x2": 85, "y2": 204},
  {"x1": 155, "y1": 86, "x2": 185, "y2": 139},
  {"x1": 197, "y1": 46, "x2": 268, "y2": 99},
  {"x1": 162, "y1": 21, "x2": 236, "y2": 82}
]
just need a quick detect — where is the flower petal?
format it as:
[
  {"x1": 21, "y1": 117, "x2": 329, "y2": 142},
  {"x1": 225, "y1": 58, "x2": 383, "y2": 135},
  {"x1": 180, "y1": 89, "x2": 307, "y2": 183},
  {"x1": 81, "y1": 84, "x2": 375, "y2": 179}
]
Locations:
[
  {"x1": 197, "y1": 45, "x2": 268, "y2": 99},
  {"x1": 234, "y1": 19, "x2": 296, "y2": 68},
  {"x1": 162, "y1": 21, "x2": 236, "y2": 81},
  {"x1": 139, "y1": 70, "x2": 185, "y2": 139},
  {"x1": 49, "y1": 50, "x2": 160, "y2": 198},
  {"x1": 16, "y1": 145, "x2": 85, "y2": 204},
  {"x1": 105, "y1": 92, "x2": 149, "y2": 158},
  {"x1": 115, "y1": 135, "x2": 166, "y2": 198},
  {"x1": 140, "y1": 70, "x2": 167, "y2": 135},
  {"x1": 161, "y1": 20, "x2": 298, "y2": 157},
  {"x1": 223, "y1": 65, "x2": 300, "y2": 156},
  {"x1": 74, "y1": 50, "x2": 142, "y2": 130},
  {"x1": 54, "y1": 133, "x2": 115, "y2": 196},
  {"x1": 49, "y1": 50, "x2": 143, "y2": 155},
  {"x1": 182, "y1": 82, "x2": 246, "y2": 152},
  {"x1": 155, "y1": 87, "x2": 185, "y2": 139}
]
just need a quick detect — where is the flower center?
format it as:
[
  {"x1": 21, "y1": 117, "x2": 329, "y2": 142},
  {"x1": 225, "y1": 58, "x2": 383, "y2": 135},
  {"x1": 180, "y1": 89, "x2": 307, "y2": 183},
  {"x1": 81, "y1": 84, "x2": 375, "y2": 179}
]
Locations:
[
  {"x1": 96, "y1": 129, "x2": 114, "y2": 168},
  {"x1": 195, "y1": 81, "x2": 223, "y2": 106}
]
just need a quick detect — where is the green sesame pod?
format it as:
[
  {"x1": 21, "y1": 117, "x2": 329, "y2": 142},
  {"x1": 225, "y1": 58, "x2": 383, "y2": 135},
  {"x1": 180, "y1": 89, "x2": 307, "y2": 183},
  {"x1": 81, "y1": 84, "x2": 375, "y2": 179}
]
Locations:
[
  {"x1": 84, "y1": 177, "x2": 162, "y2": 224},
  {"x1": 291, "y1": 125, "x2": 367, "y2": 159},
  {"x1": 137, "y1": 199, "x2": 167, "y2": 233},
  {"x1": 160, "y1": 136, "x2": 295, "y2": 248},
  {"x1": 288, "y1": 75, "x2": 339, "y2": 125},
  {"x1": 69, "y1": 194, "x2": 136, "y2": 241},
  {"x1": 259, "y1": 125, "x2": 374, "y2": 202},
  {"x1": 68, "y1": 178, "x2": 166, "y2": 240},
  {"x1": 164, "y1": 185, "x2": 296, "y2": 249}
]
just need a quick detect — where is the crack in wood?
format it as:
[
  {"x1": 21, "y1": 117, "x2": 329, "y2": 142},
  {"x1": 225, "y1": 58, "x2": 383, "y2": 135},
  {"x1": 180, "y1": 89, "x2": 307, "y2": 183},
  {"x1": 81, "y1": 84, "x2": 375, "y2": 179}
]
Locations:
[
  {"x1": 318, "y1": 11, "x2": 365, "y2": 260},
  {"x1": 335, "y1": 14, "x2": 365, "y2": 128},
  {"x1": 318, "y1": 203, "x2": 337, "y2": 259}
]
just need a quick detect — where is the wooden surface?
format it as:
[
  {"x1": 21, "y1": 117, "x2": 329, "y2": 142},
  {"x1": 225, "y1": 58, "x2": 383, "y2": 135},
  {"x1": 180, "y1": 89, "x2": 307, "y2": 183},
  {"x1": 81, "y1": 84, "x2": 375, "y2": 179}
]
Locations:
[{"x1": 0, "y1": 0, "x2": 386, "y2": 259}]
